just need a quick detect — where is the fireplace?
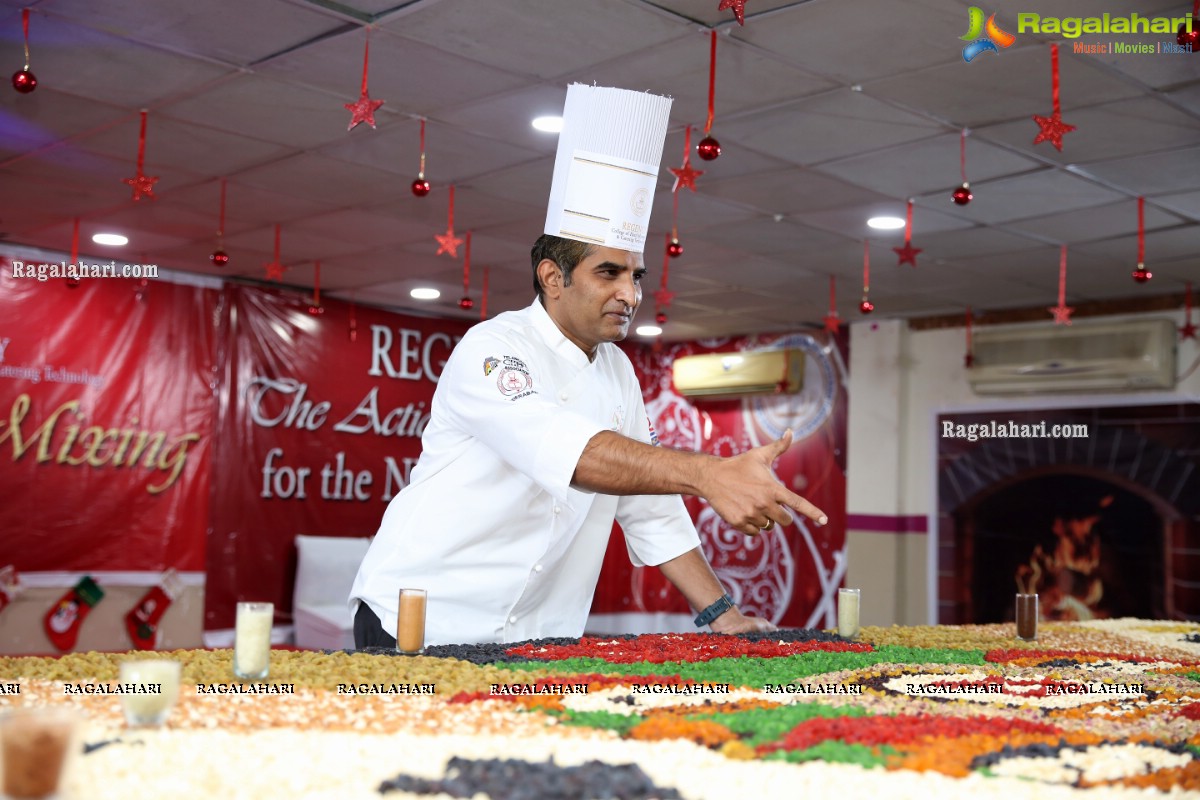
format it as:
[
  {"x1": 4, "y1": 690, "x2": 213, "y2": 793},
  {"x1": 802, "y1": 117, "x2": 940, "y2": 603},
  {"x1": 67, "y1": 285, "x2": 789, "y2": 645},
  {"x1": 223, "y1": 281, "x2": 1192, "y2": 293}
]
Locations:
[{"x1": 936, "y1": 403, "x2": 1200, "y2": 624}]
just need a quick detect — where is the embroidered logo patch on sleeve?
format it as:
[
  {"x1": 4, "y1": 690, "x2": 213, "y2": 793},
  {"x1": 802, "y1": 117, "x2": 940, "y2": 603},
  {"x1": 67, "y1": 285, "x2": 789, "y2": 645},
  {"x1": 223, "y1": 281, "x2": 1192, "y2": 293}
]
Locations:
[
  {"x1": 496, "y1": 355, "x2": 535, "y2": 399},
  {"x1": 497, "y1": 369, "x2": 532, "y2": 396},
  {"x1": 647, "y1": 415, "x2": 661, "y2": 446},
  {"x1": 483, "y1": 356, "x2": 500, "y2": 376}
]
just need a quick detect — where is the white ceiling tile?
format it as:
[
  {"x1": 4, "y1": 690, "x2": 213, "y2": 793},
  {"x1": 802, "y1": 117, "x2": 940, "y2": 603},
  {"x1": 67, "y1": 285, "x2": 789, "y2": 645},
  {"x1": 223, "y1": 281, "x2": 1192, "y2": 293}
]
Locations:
[{"x1": 720, "y1": 91, "x2": 944, "y2": 166}]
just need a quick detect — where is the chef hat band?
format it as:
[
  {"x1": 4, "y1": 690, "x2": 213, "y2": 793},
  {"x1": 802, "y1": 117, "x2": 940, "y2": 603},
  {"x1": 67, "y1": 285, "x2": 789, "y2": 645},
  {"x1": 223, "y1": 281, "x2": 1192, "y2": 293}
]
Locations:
[{"x1": 543, "y1": 84, "x2": 673, "y2": 254}]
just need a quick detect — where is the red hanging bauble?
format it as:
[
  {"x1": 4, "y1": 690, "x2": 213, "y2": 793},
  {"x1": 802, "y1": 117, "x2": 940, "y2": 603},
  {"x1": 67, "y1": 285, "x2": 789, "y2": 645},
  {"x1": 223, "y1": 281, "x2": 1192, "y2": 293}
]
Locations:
[
  {"x1": 1177, "y1": 17, "x2": 1200, "y2": 50},
  {"x1": 458, "y1": 296, "x2": 474, "y2": 310},
  {"x1": 1131, "y1": 264, "x2": 1152, "y2": 283},
  {"x1": 11, "y1": 68, "x2": 36, "y2": 93},
  {"x1": 13, "y1": 12, "x2": 37, "y2": 94},
  {"x1": 411, "y1": 178, "x2": 431, "y2": 197},
  {"x1": 210, "y1": 250, "x2": 229, "y2": 267},
  {"x1": 696, "y1": 136, "x2": 721, "y2": 161},
  {"x1": 951, "y1": 183, "x2": 973, "y2": 206},
  {"x1": 655, "y1": 311, "x2": 668, "y2": 325},
  {"x1": 65, "y1": 276, "x2": 81, "y2": 290},
  {"x1": 859, "y1": 299, "x2": 874, "y2": 314},
  {"x1": 307, "y1": 305, "x2": 324, "y2": 316},
  {"x1": 667, "y1": 238, "x2": 683, "y2": 258}
]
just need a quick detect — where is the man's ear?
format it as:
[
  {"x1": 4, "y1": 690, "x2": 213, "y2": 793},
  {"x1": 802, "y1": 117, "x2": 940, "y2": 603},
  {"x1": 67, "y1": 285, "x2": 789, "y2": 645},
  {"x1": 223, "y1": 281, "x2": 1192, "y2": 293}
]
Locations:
[{"x1": 536, "y1": 259, "x2": 563, "y2": 299}]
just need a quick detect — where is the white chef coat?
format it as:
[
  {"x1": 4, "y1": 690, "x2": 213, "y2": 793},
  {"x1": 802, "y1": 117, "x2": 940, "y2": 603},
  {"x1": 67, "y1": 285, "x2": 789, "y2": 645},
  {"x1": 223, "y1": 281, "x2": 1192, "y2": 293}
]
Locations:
[{"x1": 349, "y1": 298, "x2": 700, "y2": 646}]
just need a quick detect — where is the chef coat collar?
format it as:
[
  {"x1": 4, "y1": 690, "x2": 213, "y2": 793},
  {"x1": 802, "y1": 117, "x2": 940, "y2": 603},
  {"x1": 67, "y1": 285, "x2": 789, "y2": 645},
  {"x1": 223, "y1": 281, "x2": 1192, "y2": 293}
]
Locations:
[{"x1": 530, "y1": 297, "x2": 596, "y2": 369}]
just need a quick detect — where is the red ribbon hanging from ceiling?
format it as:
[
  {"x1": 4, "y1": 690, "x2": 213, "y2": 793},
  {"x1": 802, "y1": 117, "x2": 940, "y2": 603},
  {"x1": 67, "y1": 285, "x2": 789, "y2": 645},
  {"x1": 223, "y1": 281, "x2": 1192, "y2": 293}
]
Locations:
[
  {"x1": 360, "y1": 28, "x2": 371, "y2": 98},
  {"x1": 861, "y1": 239, "x2": 872, "y2": 312},
  {"x1": 462, "y1": 231, "x2": 471, "y2": 298},
  {"x1": 654, "y1": 233, "x2": 675, "y2": 321},
  {"x1": 960, "y1": 130, "x2": 969, "y2": 184},
  {"x1": 136, "y1": 110, "x2": 148, "y2": 173},
  {"x1": 965, "y1": 307, "x2": 974, "y2": 367},
  {"x1": 218, "y1": 177, "x2": 226, "y2": 238},
  {"x1": 1137, "y1": 195, "x2": 1145, "y2": 265},
  {"x1": 1182, "y1": 282, "x2": 1196, "y2": 341},
  {"x1": 21, "y1": 8, "x2": 31, "y2": 70},
  {"x1": 1050, "y1": 43, "x2": 1062, "y2": 117},
  {"x1": 481, "y1": 266, "x2": 489, "y2": 320},
  {"x1": 419, "y1": 118, "x2": 426, "y2": 178},
  {"x1": 1057, "y1": 245, "x2": 1067, "y2": 307},
  {"x1": 704, "y1": 30, "x2": 717, "y2": 135}
]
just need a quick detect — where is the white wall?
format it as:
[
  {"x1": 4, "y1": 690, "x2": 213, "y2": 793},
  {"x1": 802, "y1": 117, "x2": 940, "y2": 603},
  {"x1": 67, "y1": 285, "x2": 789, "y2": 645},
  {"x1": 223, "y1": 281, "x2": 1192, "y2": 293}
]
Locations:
[{"x1": 846, "y1": 308, "x2": 1200, "y2": 625}]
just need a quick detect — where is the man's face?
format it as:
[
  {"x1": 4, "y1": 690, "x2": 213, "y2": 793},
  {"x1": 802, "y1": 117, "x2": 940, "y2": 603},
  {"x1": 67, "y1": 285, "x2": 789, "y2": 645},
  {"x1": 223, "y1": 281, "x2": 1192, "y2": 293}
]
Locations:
[{"x1": 545, "y1": 246, "x2": 645, "y2": 355}]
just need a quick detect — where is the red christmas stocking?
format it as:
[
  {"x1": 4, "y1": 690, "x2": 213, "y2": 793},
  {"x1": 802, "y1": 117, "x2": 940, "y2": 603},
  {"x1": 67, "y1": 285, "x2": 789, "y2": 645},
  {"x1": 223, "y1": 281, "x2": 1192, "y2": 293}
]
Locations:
[
  {"x1": 43, "y1": 576, "x2": 104, "y2": 652},
  {"x1": 124, "y1": 570, "x2": 182, "y2": 650}
]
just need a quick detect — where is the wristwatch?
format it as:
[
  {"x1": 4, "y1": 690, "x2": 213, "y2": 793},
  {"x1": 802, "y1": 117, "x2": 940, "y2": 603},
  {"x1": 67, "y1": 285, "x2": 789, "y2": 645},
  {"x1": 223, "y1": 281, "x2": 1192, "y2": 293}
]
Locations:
[{"x1": 694, "y1": 593, "x2": 735, "y2": 628}]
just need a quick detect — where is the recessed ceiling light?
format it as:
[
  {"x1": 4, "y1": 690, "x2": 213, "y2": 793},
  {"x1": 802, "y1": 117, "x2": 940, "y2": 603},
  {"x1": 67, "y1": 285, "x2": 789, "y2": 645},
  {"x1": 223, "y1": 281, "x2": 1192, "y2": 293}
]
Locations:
[
  {"x1": 92, "y1": 232, "x2": 128, "y2": 246},
  {"x1": 867, "y1": 216, "x2": 905, "y2": 230},
  {"x1": 531, "y1": 116, "x2": 563, "y2": 133},
  {"x1": 635, "y1": 325, "x2": 662, "y2": 337},
  {"x1": 410, "y1": 287, "x2": 440, "y2": 300}
]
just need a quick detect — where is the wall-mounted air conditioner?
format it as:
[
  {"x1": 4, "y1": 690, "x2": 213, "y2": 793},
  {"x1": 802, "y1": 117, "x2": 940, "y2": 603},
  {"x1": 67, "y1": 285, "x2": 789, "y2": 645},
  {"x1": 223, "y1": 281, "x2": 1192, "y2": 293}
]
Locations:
[
  {"x1": 967, "y1": 318, "x2": 1176, "y2": 395},
  {"x1": 672, "y1": 349, "x2": 805, "y2": 398}
]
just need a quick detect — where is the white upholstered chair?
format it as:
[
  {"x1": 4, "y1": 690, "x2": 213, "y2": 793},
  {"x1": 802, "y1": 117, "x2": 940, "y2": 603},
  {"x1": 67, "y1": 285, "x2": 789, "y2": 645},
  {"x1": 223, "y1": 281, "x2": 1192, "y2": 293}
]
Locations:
[{"x1": 292, "y1": 534, "x2": 371, "y2": 650}]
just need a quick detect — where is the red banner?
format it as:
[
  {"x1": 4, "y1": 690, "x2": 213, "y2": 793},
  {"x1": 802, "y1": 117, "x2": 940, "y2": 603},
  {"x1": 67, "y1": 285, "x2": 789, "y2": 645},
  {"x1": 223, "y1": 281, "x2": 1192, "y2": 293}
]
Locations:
[
  {"x1": 204, "y1": 286, "x2": 470, "y2": 631},
  {"x1": 2, "y1": 261, "x2": 845, "y2": 636},
  {"x1": 594, "y1": 331, "x2": 849, "y2": 628},
  {"x1": 0, "y1": 264, "x2": 216, "y2": 574}
]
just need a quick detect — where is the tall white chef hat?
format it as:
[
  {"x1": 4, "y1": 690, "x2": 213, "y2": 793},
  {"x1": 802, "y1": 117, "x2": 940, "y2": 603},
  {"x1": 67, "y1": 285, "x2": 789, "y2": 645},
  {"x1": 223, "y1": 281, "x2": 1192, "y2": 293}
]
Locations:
[{"x1": 543, "y1": 84, "x2": 673, "y2": 254}]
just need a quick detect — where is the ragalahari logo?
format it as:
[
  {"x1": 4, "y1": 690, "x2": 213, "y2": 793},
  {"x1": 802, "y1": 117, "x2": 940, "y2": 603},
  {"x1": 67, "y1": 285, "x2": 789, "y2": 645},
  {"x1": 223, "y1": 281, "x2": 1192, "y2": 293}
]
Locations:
[{"x1": 961, "y1": 7, "x2": 1016, "y2": 62}]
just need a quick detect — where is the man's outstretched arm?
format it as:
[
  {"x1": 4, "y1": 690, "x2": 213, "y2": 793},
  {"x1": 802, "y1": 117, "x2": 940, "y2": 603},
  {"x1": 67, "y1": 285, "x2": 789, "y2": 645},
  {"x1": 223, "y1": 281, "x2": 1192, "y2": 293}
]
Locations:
[{"x1": 572, "y1": 428, "x2": 827, "y2": 536}]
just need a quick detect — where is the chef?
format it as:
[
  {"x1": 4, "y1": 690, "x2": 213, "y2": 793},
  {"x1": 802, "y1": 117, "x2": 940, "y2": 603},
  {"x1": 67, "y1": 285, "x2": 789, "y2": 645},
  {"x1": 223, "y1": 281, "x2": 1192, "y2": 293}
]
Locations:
[{"x1": 350, "y1": 84, "x2": 826, "y2": 648}]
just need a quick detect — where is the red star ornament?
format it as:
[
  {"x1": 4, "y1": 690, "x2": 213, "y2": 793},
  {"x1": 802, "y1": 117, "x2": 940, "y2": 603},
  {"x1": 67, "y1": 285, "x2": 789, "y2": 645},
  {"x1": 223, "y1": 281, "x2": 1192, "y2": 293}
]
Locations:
[
  {"x1": 718, "y1": 0, "x2": 748, "y2": 25},
  {"x1": 669, "y1": 161, "x2": 704, "y2": 193},
  {"x1": 435, "y1": 227, "x2": 464, "y2": 258},
  {"x1": 1048, "y1": 303, "x2": 1074, "y2": 325},
  {"x1": 264, "y1": 261, "x2": 285, "y2": 282},
  {"x1": 123, "y1": 173, "x2": 159, "y2": 201},
  {"x1": 1031, "y1": 112, "x2": 1076, "y2": 152},
  {"x1": 345, "y1": 92, "x2": 384, "y2": 131},
  {"x1": 893, "y1": 243, "x2": 922, "y2": 268},
  {"x1": 654, "y1": 287, "x2": 676, "y2": 309},
  {"x1": 823, "y1": 312, "x2": 841, "y2": 334},
  {"x1": 1181, "y1": 321, "x2": 1197, "y2": 341}
]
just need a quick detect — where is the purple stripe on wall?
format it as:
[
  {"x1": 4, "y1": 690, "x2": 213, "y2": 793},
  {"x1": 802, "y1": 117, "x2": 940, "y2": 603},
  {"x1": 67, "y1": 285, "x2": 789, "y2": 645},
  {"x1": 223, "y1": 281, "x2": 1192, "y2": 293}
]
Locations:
[{"x1": 846, "y1": 514, "x2": 928, "y2": 534}]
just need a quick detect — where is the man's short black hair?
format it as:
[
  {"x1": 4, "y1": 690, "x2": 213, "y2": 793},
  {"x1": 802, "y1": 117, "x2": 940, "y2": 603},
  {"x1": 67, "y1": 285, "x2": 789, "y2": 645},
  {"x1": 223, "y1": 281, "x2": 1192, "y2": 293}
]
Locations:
[{"x1": 530, "y1": 234, "x2": 594, "y2": 300}]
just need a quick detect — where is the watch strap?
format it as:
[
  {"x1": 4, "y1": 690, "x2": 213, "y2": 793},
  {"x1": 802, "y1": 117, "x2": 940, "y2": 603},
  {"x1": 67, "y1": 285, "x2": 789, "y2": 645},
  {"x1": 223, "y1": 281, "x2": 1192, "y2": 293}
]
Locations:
[{"x1": 694, "y1": 593, "x2": 735, "y2": 628}]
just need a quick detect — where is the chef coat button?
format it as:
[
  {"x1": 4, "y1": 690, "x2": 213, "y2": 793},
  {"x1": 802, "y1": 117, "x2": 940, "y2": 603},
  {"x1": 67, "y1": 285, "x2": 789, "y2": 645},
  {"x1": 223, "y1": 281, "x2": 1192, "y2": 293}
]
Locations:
[
  {"x1": 553, "y1": 506, "x2": 561, "y2": 515},
  {"x1": 508, "y1": 615, "x2": 517, "y2": 624},
  {"x1": 559, "y1": 392, "x2": 568, "y2": 401},
  {"x1": 534, "y1": 563, "x2": 543, "y2": 573}
]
